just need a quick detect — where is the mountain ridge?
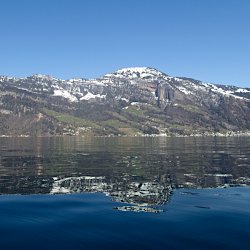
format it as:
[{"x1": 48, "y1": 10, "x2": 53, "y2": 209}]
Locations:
[
  {"x1": 1, "y1": 66, "x2": 248, "y2": 89},
  {"x1": 0, "y1": 67, "x2": 250, "y2": 136}
]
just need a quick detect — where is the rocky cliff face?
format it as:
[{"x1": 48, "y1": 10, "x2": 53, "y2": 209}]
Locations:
[{"x1": 0, "y1": 67, "x2": 250, "y2": 136}]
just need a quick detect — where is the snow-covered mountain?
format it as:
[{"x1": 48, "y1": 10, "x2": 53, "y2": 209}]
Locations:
[{"x1": 0, "y1": 67, "x2": 250, "y2": 136}]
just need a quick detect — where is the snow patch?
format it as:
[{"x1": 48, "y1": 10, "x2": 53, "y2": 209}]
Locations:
[
  {"x1": 141, "y1": 73, "x2": 153, "y2": 78},
  {"x1": 105, "y1": 67, "x2": 168, "y2": 80},
  {"x1": 0, "y1": 109, "x2": 12, "y2": 114},
  {"x1": 53, "y1": 89, "x2": 78, "y2": 102},
  {"x1": 80, "y1": 92, "x2": 106, "y2": 100},
  {"x1": 121, "y1": 97, "x2": 129, "y2": 102},
  {"x1": 177, "y1": 86, "x2": 192, "y2": 95},
  {"x1": 151, "y1": 91, "x2": 158, "y2": 100},
  {"x1": 31, "y1": 74, "x2": 58, "y2": 81},
  {"x1": 89, "y1": 79, "x2": 105, "y2": 86},
  {"x1": 131, "y1": 102, "x2": 141, "y2": 106},
  {"x1": 116, "y1": 67, "x2": 149, "y2": 74},
  {"x1": 235, "y1": 88, "x2": 250, "y2": 93}
]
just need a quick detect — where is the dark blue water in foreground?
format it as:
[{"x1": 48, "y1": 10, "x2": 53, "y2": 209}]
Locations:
[
  {"x1": 0, "y1": 136, "x2": 250, "y2": 249},
  {"x1": 0, "y1": 188, "x2": 249, "y2": 249}
]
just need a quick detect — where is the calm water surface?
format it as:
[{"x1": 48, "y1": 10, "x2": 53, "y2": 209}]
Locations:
[{"x1": 0, "y1": 136, "x2": 249, "y2": 249}]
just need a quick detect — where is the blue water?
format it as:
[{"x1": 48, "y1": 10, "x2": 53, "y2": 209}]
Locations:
[
  {"x1": 0, "y1": 136, "x2": 250, "y2": 249},
  {"x1": 0, "y1": 188, "x2": 249, "y2": 249}
]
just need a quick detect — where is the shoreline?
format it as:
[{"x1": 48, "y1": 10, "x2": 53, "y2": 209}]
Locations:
[{"x1": 1, "y1": 131, "x2": 250, "y2": 138}]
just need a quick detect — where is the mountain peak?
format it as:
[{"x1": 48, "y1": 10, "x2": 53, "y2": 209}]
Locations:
[
  {"x1": 117, "y1": 67, "x2": 153, "y2": 73},
  {"x1": 29, "y1": 74, "x2": 58, "y2": 81},
  {"x1": 104, "y1": 67, "x2": 168, "y2": 80}
]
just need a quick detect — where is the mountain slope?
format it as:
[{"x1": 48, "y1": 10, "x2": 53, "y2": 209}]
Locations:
[{"x1": 0, "y1": 67, "x2": 250, "y2": 136}]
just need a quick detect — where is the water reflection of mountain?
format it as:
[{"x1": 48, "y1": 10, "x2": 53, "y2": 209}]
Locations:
[
  {"x1": 51, "y1": 175, "x2": 173, "y2": 209},
  {"x1": 0, "y1": 136, "x2": 250, "y2": 212},
  {"x1": 0, "y1": 172, "x2": 249, "y2": 212}
]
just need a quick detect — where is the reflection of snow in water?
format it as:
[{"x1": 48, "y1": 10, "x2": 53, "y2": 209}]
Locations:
[
  {"x1": 50, "y1": 175, "x2": 172, "y2": 212},
  {"x1": 49, "y1": 173, "x2": 250, "y2": 213},
  {"x1": 114, "y1": 206, "x2": 164, "y2": 213},
  {"x1": 51, "y1": 176, "x2": 107, "y2": 194}
]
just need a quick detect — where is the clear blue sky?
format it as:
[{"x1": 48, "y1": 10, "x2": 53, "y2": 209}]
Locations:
[{"x1": 0, "y1": 0, "x2": 249, "y2": 87}]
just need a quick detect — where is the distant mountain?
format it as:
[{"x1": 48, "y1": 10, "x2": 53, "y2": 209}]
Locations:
[{"x1": 0, "y1": 67, "x2": 250, "y2": 136}]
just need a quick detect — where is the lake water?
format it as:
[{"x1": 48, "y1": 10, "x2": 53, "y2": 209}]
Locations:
[{"x1": 0, "y1": 136, "x2": 249, "y2": 249}]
